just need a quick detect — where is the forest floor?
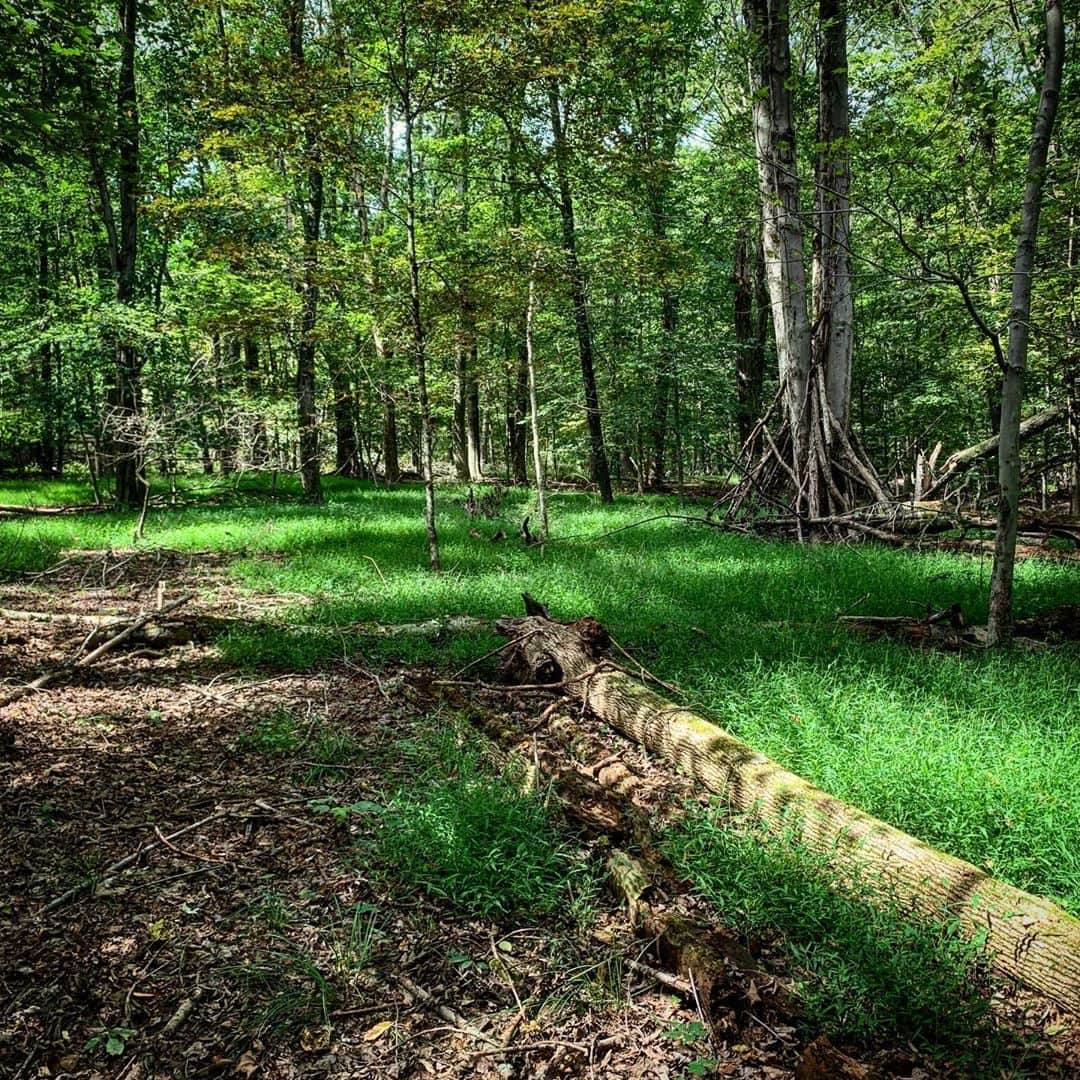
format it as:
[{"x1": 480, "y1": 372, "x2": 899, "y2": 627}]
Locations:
[{"x1": 2, "y1": 478, "x2": 1080, "y2": 1078}]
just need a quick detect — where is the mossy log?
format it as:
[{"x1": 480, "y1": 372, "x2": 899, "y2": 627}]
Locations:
[{"x1": 495, "y1": 614, "x2": 1080, "y2": 1013}]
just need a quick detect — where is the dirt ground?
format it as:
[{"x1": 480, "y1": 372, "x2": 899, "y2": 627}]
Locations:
[{"x1": 2, "y1": 552, "x2": 1078, "y2": 1080}]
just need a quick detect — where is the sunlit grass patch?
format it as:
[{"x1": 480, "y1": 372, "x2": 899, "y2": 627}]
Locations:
[{"x1": 664, "y1": 809, "x2": 995, "y2": 1052}]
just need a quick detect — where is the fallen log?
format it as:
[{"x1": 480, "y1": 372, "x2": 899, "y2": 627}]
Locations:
[
  {"x1": 0, "y1": 502, "x2": 107, "y2": 517},
  {"x1": 495, "y1": 613, "x2": 1080, "y2": 1013},
  {"x1": 924, "y1": 404, "x2": 1067, "y2": 498}
]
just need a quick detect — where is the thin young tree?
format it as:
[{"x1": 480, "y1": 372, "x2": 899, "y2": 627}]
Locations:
[{"x1": 987, "y1": 0, "x2": 1065, "y2": 645}]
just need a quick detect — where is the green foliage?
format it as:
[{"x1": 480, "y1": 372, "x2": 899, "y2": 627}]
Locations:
[
  {"x1": 663, "y1": 810, "x2": 994, "y2": 1051},
  {"x1": 301, "y1": 728, "x2": 362, "y2": 784},
  {"x1": 84, "y1": 1026, "x2": 137, "y2": 1058},
  {"x1": 227, "y1": 948, "x2": 335, "y2": 1036},
  {"x1": 237, "y1": 709, "x2": 301, "y2": 755},
  {"x1": 371, "y1": 726, "x2": 596, "y2": 921}
]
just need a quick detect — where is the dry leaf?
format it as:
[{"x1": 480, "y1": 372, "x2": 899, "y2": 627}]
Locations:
[
  {"x1": 362, "y1": 1020, "x2": 395, "y2": 1042},
  {"x1": 234, "y1": 1051, "x2": 259, "y2": 1077}
]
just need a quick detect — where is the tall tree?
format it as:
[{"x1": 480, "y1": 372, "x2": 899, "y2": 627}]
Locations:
[
  {"x1": 987, "y1": 0, "x2": 1065, "y2": 645},
  {"x1": 111, "y1": 0, "x2": 142, "y2": 505},
  {"x1": 741, "y1": 0, "x2": 887, "y2": 520},
  {"x1": 285, "y1": 0, "x2": 324, "y2": 503},
  {"x1": 547, "y1": 78, "x2": 613, "y2": 503}
]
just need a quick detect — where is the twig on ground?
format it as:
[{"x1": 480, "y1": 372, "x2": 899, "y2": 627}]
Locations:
[
  {"x1": 1, "y1": 593, "x2": 195, "y2": 709},
  {"x1": 396, "y1": 974, "x2": 499, "y2": 1047},
  {"x1": 450, "y1": 629, "x2": 541, "y2": 679},
  {"x1": 473, "y1": 1036, "x2": 622, "y2": 1057},
  {"x1": 153, "y1": 825, "x2": 224, "y2": 864},
  {"x1": 41, "y1": 805, "x2": 229, "y2": 914},
  {"x1": 160, "y1": 987, "x2": 205, "y2": 1037}
]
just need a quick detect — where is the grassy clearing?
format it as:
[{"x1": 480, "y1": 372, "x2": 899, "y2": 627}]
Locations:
[
  {"x1": 3, "y1": 476, "x2": 1079, "y2": 917},
  {"x1": 664, "y1": 809, "x2": 995, "y2": 1053}
]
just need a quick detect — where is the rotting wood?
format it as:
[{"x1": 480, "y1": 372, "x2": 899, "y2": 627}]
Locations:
[{"x1": 496, "y1": 614, "x2": 1080, "y2": 1013}]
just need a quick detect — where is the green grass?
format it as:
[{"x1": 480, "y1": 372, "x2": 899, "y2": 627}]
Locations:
[
  {"x1": 370, "y1": 724, "x2": 596, "y2": 920},
  {"x1": 3, "y1": 474, "x2": 1079, "y2": 917},
  {"x1": 236, "y1": 710, "x2": 302, "y2": 755},
  {"x1": 664, "y1": 809, "x2": 994, "y2": 1051}
]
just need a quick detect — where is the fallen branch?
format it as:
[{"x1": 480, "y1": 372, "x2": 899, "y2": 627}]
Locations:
[
  {"x1": 924, "y1": 404, "x2": 1067, "y2": 498},
  {"x1": 0, "y1": 593, "x2": 195, "y2": 709},
  {"x1": 41, "y1": 805, "x2": 228, "y2": 914},
  {"x1": 496, "y1": 613, "x2": 1080, "y2": 1014},
  {"x1": 396, "y1": 974, "x2": 498, "y2": 1047}
]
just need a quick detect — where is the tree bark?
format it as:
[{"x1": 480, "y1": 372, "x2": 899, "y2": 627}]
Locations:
[
  {"x1": 112, "y1": 0, "x2": 142, "y2": 506},
  {"x1": 331, "y1": 358, "x2": 359, "y2": 476},
  {"x1": 500, "y1": 614, "x2": 1080, "y2": 1014},
  {"x1": 400, "y1": 22, "x2": 439, "y2": 571},
  {"x1": 745, "y1": 0, "x2": 811, "y2": 468},
  {"x1": 987, "y1": 0, "x2": 1064, "y2": 646},
  {"x1": 733, "y1": 229, "x2": 764, "y2": 448},
  {"x1": 812, "y1": 0, "x2": 853, "y2": 430},
  {"x1": 547, "y1": 80, "x2": 613, "y2": 503},
  {"x1": 526, "y1": 252, "x2": 548, "y2": 538},
  {"x1": 288, "y1": 0, "x2": 324, "y2": 504}
]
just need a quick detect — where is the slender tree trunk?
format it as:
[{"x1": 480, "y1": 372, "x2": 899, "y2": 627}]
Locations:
[
  {"x1": 37, "y1": 203, "x2": 56, "y2": 476},
  {"x1": 331, "y1": 358, "x2": 359, "y2": 476},
  {"x1": 733, "y1": 229, "x2": 764, "y2": 447},
  {"x1": 400, "y1": 24, "x2": 440, "y2": 571},
  {"x1": 547, "y1": 80, "x2": 613, "y2": 503},
  {"x1": 987, "y1": 0, "x2": 1064, "y2": 646},
  {"x1": 244, "y1": 339, "x2": 267, "y2": 466},
  {"x1": 381, "y1": 378, "x2": 400, "y2": 484},
  {"x1": 648, "y1": 288, "x2": 678, "y2": 488},
  {"x1": 526, "y1": 253, "x2": 548, "y2": 538},
  {"x1": 507, "y1": 140, "x2": 529, "y2": 486},
  {"x1": 508, "y1": 334, "x2": 529, "y2": 485},
  {"x1": 112, "y1": 0, "x2": 141, "y2": 506},
  {"x1": 451, "y1": 109, "x2": 483, "y2": 482},
  {"x1": 217, "y1": 337, "x2": 240, "y2": 473},
  {"x1": 288, "y1": 0, "x2": 323, "y2": 504}
]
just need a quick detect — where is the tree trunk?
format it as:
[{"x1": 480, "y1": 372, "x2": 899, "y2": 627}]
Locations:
[
  {"x1": 526, "y1": 252, "x2": 548, "y2": 538},
  {"x1": 244, "y1": 339, "x2": 267, "y2": 466},
  {"x1": 987, "y1": 0, "x2": 1064, "y2": 646},
  {"x1": 509, "y1": 336, "x2": 529, "y2": 486},
  {"x1": 500, "y1": 614, "x2": 1080, "y2": 1014},
  {"x1": 507, "y1": 142, "x2": 530, "y2": 486},
  {"x1": 400, "y1": 23, "x2": 439, "y2": 571},
  {"x1": 733, "y1": 229, "x2": 764, "y2": 448},
  {"x1": 331, "y1": 358, "x2": 359, "y2": 477},
  {"x1": 547, "y1": 80, "x2": 613, "y2": 503},
  {"x1": 813, "y1": 0, "x2": 853, "y2": 431},
  {"x1": 288, "y1": 0, "x2": 323, "y2": 504},
  {"x1": 740, "y1": 0, "x2": 885, "y2": 521},
  {"x1": 381, "y1": 379, "x2": 400, "y2": 484},
  {"x1": 112, "y1": 0, "x2": 141, "y2": 507},
  {"x1": 37, "y1": 205, "x2": 57, "y2": 476},
  {"x1": 745, "y1": 0, "x2": 811, "y2": 467},
  {"x1": 648, "y1": 288, "x2": 678, "y2": 489}
]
